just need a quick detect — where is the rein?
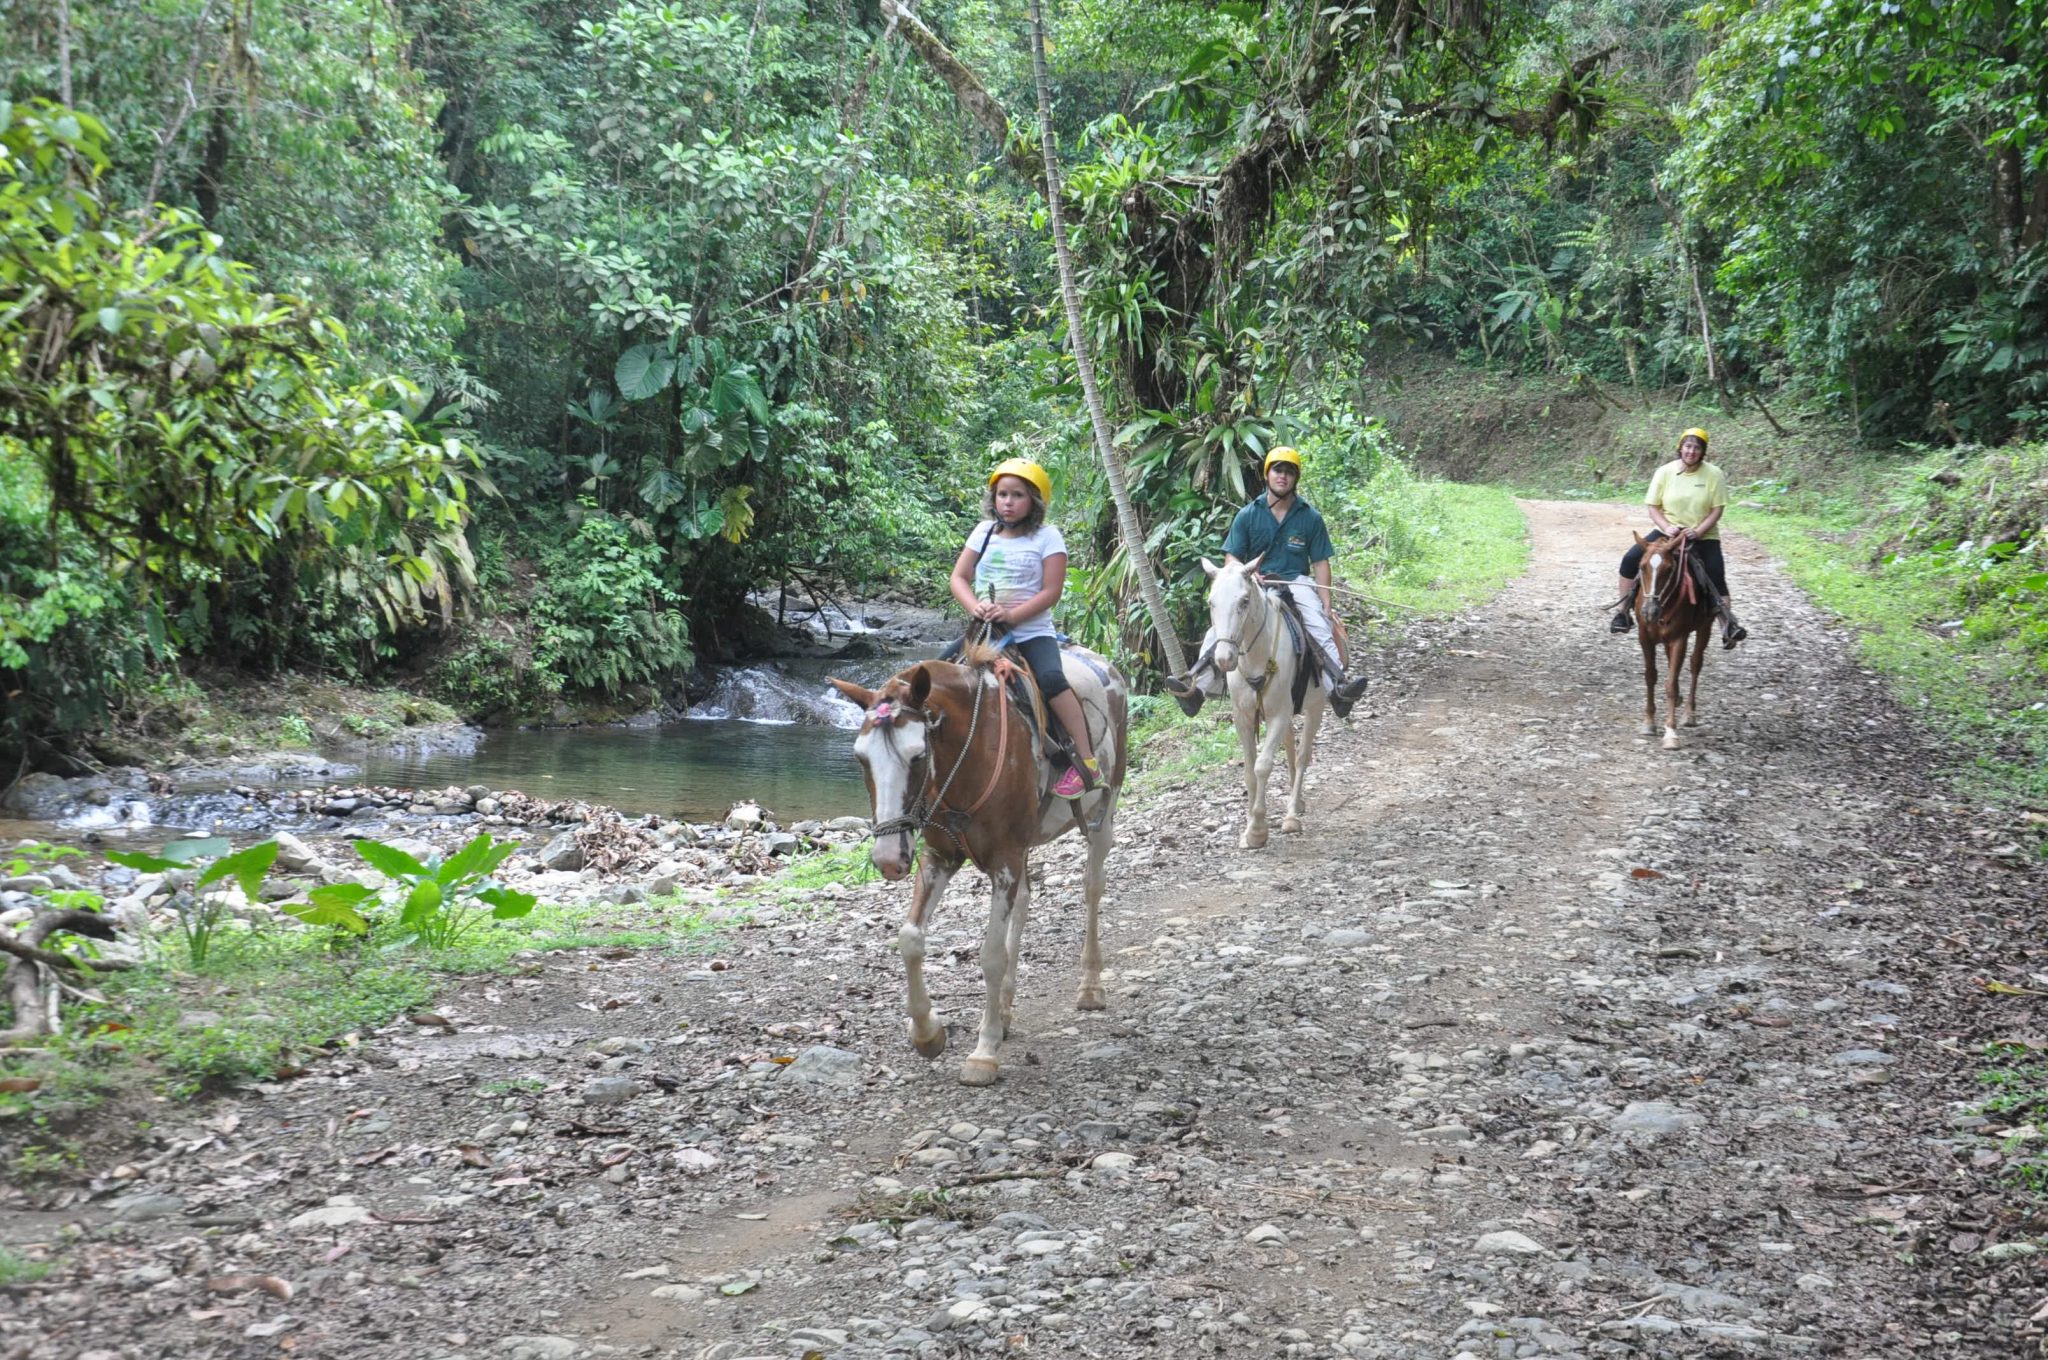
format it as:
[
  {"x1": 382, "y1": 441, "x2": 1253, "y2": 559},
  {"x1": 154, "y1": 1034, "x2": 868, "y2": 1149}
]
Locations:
[{"x1": 1646, "y1": 534, "x2": 1696, "y2": 619}]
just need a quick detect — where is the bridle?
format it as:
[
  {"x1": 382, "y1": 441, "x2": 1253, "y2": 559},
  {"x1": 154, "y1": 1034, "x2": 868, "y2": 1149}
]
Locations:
[
  {"x1": 865, "y1": 668, "x2": 1013, "y2": 854},
  {"x1": 1642, "y1": 535, "x2": 1695, "y2": 623},
  {"x1": 1216, "y1": 569, "x2": 1277, "y2": 690}
]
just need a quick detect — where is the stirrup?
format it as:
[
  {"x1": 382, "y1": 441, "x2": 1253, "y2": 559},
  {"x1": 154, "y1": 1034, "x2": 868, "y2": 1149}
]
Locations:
[
  {"x1": 1722, "y1": 622, "x2": 1748, "y2": 650},
  {"x1": 1610, "y1": 609, "x2": 1634, "y2": 634}
]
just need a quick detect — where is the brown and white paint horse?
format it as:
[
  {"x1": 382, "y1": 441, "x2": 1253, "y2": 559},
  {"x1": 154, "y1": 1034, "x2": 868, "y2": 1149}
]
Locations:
[
  {"x1": 828, "y1": 642, "x2": 1127, "y2": 1086},
  {"x1": 1202, "y1": 554, "x2": 1327, "y2": 849},
  {"x1": 1631, "y1": 531, "x2": 1715, "y2": 749}
]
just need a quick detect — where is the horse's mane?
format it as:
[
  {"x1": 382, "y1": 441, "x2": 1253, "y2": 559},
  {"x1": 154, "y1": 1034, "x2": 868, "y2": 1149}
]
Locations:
[{"x1": 952, "y1": 637, "x2": 1048, "y2": 741}]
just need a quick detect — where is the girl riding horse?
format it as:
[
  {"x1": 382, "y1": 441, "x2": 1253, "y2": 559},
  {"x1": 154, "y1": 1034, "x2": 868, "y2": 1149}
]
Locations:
[{"x1": 949, "y1": 457, "x2": 1099, "y2": 798}]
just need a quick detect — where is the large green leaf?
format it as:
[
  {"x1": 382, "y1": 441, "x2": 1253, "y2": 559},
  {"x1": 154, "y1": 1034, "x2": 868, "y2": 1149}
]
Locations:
[
  {"x1": 354, "y1": 839, "x2": 428, "y2": 881},
  {"x1": 616, "y1": 343, "x2": 676, "y2": 401},
  {"x1": 476, "y1": 886, "x2": 537, "y2": 921},
  {"x1": 196, "y1": 840, "x2": 280, "y2": 901}
]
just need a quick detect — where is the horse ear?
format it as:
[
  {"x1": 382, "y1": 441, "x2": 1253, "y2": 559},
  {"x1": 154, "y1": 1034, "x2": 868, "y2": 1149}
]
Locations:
[
  {"x1": 1201, "y1": 557, "x2": 1220, "y2": 579},
  {"x1": 906, "y1": 665, "x2": 932, "y2": 711},
  {"x1": 1632, "y1": 532, "x2": 1646, "y2": 547},
  {"x1": 1243, "y1": 552, "x2": 1265, "y2": 574},
  {"x1": 827, "y1": 677, "x2": 876, "y2": 709}
]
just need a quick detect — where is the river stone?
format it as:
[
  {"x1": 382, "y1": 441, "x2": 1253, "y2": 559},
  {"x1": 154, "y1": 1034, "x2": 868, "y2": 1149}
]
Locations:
[
  {"x1": 765, "y1": 833, "x2": 800, "y2": 856},
  {"x1": 494, "y1": 1338, "x2": 581, "y2": 1360},
  {"x1": 726, "y1": 803, "x2": 765, "y2": 831},
  {"x1": 1830, "y1": 1048, "x2": 1896, "y2": 1066},
  {"x1": 271, "y1": 831, "x2": 321, "y2": 873},
  {"x1": 537, "y1": 832, "x2": 584, "y2": 872},
  {"x1": 289, "y1": 1203, "x2": 373, "y2": 1229},
  {"x1": 826, "y1": 816, "x2": 870, "y2": 834},
  {"x1": 1609, "y1": 1101, "x2": 1703, "y2": 1138},
  {"x1": 108, "y1": 1192, "x2": 189, "y2": 1221},
  {"x1": 1475, "y1": 1230, "x2": 1546, "y2": 1256},
  {"x1": 782, "y1": 1045, "x2": 862, "y2": 1089},
  {"x1": 1325, "y1": 928, "x2": 1373, "y2": 947},
  {"x1": 650, "y1": 1284, "x2": 706, "y2": 1304},
  {"x1": 2, "y1": 875, "x2": 53, "y2": 893},
  {"x1": 581, "y1": 1076, "x2": 641, "y2": 1105},
  {"x1": 464, "y1": 784, "x2": 491, "y2": 802}
]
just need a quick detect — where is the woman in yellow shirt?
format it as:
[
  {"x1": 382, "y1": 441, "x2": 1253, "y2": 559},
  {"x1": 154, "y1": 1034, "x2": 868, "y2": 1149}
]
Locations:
[{"x1": 1610, "y1": 428, "x2": 1747, "y2": 648}]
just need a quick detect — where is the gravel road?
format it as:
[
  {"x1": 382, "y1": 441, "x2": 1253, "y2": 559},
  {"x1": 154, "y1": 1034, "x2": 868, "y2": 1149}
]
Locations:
[{"x1": 5, "y1": 499, "x2": 2042, "y2": 1360}]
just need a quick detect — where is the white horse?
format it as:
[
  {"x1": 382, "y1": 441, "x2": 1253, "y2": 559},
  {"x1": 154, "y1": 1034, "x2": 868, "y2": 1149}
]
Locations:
[{"x1": 1202, "y1": 555, "x2": 1327, "y2": 849}]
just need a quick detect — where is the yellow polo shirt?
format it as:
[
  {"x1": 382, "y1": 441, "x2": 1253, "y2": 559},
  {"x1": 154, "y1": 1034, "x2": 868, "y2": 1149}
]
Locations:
[{"x1": 1645, "y1": 459, "x2": 1727, "y2": 538}]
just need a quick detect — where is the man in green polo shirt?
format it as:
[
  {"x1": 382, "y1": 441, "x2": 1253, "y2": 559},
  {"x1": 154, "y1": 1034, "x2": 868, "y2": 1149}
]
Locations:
[{"x1": 1166, "y1": 446, "x2": 1370, "y2": 717}]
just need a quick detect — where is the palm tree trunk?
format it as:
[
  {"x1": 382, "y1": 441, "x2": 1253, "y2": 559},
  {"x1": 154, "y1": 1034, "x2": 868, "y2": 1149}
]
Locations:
[{"x1": 1028, "y1": 0, "x2": 1188, "y2": 678}]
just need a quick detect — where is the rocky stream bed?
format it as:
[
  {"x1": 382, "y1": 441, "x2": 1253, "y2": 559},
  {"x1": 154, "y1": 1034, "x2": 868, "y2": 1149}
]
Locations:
[{"x1": 2, "y1": 500, "x2": 2045, "y2": 1360}]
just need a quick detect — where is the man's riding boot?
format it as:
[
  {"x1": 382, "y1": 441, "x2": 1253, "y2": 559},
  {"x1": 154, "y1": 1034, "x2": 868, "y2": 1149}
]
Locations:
[
  {"x1": 1329, "y1": 674, "x2": 1369, "y2": 720},
  {"x1": 1164, "y1": 672, "x2": 1206, "y2": 718},
  {"x1": 1610, "y1": 608, "x2": 1634, "y2": 633}
]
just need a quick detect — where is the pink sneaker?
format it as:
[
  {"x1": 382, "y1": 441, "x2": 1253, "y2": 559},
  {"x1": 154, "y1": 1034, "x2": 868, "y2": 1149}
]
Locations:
[{"x1": 1053, "y1": 766, "x2": 1085, "y2": 799}]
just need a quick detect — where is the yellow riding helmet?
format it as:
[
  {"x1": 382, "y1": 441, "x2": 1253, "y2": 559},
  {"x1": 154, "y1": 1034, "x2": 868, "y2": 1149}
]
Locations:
[
  {"x1": 987, "y1": 457, "x2": 1051, "y2": 504},
  {"x1": 1678, "y1": 427, "x2": 1710, "y2": 451},
  {"x1": 1263, "y1": 446, "x2": 1304, "y2": 476}
]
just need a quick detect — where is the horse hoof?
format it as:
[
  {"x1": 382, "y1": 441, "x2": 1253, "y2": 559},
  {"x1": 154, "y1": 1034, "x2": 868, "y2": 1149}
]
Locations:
[
  {"x1": 1639, "y1": 723, "x2": 1657, "y2": 737},
  {"x1": 910, "y1": 1023, "x2": 947, "y2": 1060},
  {"x1": 1661, "y1": 731, "x2": 1681, "y2": 750},
  {"x1": 1076, "y1": 986, "x2": 1107, "y2": 1012},
  {"x1": 1240, "y1": 828, "x2": 1268, "y2": 850},
  {"x1": 958, "y1": 1058, "x2": 998, "y2": 1087},
  {"x1": 1683, "y1": 715, "x2": 1700, "y2": 728},
  {"x1": 1280, "y1": 815, "x2": 1303, "y2": 834}
]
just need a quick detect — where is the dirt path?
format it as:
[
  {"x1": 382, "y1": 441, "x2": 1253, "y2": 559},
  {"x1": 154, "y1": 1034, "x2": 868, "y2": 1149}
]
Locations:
[{"x1": 5, "y1": 500, "x2": 2042, "y2": 1360}]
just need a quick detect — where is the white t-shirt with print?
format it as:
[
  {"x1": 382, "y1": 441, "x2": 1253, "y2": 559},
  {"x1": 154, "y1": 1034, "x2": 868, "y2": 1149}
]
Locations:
[{"x1": 968, "y1": 520, "x2": 1067, "y2": 642}]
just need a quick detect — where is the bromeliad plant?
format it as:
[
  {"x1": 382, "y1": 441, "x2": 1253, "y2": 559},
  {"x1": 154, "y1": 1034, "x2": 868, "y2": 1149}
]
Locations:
[{"x1": 307, "y1": 835, "x2": 538, "y2": 951}]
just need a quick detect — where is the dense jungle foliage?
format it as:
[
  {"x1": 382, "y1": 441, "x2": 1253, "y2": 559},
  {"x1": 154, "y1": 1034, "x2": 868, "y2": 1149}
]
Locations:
[{"x1": 3, "y1": 0, "x2": 2045, "y2": 766}]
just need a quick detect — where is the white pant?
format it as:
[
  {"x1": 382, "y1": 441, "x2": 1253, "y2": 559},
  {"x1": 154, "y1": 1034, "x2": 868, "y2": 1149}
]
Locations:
[{"x1": 1193, "y1": 576, "x2": 1341, "y2": 697}]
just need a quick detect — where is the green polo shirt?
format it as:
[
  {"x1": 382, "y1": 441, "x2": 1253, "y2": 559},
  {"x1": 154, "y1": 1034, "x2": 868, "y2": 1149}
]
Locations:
[{"x1": 1222, "y1": 493, "x2": 1335, "y2": 579}]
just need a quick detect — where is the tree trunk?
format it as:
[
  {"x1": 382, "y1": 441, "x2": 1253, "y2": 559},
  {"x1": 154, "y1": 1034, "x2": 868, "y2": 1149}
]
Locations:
[
  {"x1": 1028, "y1": 0, "x2": 1186, "y2": 678},
  {"x1": 55, "y1": 0, "x2": 74, "y2": 107},
  {"x1": 1992, "y1": 142, "x2": 2025, "y2": 260}
]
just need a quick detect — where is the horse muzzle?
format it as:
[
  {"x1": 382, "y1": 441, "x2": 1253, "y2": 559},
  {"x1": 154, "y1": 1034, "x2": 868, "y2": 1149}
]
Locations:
[
  {"x1": 1213, "y1": 641, "x2": 1240, "y2": 674},
  {"x1": 871, "y1": 832, "x2": 913, "y2": 881}
]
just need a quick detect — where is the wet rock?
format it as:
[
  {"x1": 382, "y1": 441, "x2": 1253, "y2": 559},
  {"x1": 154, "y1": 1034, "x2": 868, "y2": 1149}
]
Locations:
[{"x1": 726, "y1": 803, "x2": 765, "y2": 832}]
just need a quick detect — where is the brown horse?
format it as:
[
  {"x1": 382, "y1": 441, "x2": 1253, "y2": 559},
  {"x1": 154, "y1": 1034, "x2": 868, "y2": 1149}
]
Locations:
[
  {"x1": 828, "y1": 641, "x2": 1127, "y2": 1086},
  {"x1": 1631, "y1": 531, "x2": 1715, "y2": 749}
]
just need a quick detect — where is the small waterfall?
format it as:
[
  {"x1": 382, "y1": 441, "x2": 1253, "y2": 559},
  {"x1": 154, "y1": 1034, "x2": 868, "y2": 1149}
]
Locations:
[{"x1": 690, "y1": 665, "x2": 866, "y2": 727}]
